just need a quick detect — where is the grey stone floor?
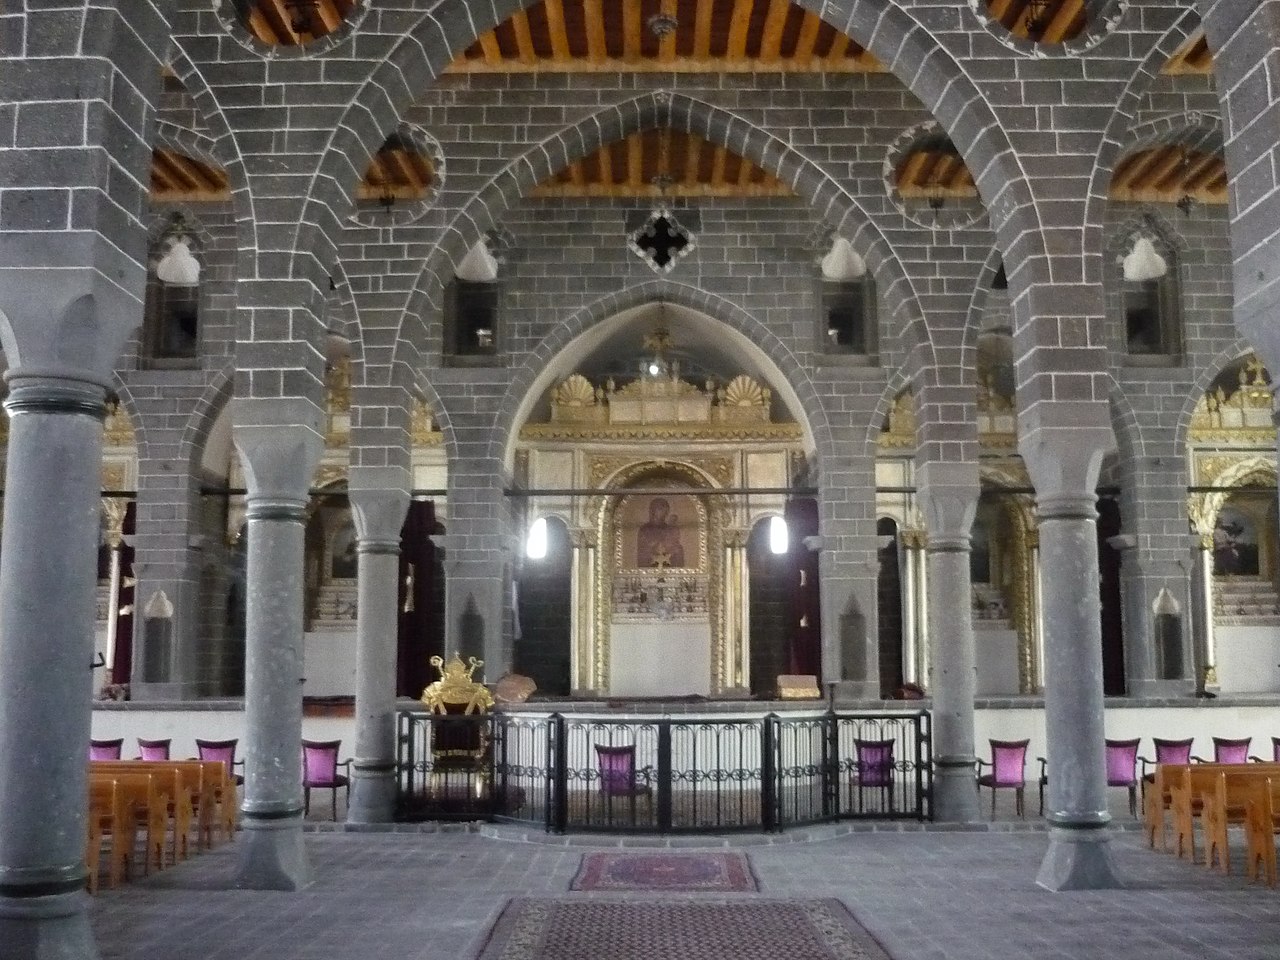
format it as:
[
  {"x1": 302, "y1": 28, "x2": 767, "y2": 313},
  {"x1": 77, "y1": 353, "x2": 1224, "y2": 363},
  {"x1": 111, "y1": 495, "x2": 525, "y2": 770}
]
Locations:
[{"x1": 90, "y1": 817, "x2": 1280, "y2": 960}]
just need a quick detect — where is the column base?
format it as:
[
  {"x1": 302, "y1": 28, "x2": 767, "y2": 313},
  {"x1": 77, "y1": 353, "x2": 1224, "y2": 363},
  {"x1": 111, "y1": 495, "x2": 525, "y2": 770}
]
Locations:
[
  {"x1": 346, "y1": 763, "x2": 397, "y2": 824},
  {"x1": 234, "y1": 815, "x2": 311, "y2": 891},
  {"x1": 932, "y1": 757, "x2": 980, "y2": 822},
  {"x1": 0, "y1": 891, "x2": 97, "y2": 960},
  {"x1": 1036, "y1": 825, "x2": 1123, "y2": 891}
]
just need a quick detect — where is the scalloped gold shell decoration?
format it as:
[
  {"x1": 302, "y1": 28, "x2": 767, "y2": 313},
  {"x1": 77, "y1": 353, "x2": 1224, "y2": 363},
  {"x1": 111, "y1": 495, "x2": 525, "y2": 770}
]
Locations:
[
  {"x1": 552, "y1": 374, "x2": 597, "y2": 407},
  {"x1": 722, "y1": 375, "x2": 768, "y2": 407}
]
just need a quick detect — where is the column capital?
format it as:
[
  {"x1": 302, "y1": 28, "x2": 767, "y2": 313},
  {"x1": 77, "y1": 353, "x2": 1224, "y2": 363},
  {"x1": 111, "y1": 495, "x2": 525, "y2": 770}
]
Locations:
[
  {"x1": 232, "y1": 421, "x2": 324, "y2": 506},
  {"x1": 916, "y1": 461, "x2": 979, "y2": 541},
  {"x1": 348, "y1": 482, "x2": 411, "y2": 546},
  {"x1": 1018, "y1": 403, "x2": 1113, "y2": 501},
  {"x1": 2, "y1": 377, "x2": 108, "y2": 420}
]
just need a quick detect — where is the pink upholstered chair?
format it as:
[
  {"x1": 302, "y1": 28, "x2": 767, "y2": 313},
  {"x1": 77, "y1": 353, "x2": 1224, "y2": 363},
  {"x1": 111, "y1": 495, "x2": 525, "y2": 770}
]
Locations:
[
  {"x1": 976, "y1": 739, "x2": 1029, "y2": 819},
  {"x1": 1104, "y1": 738, "x2": 1141, "y2": 816},
  {"x1": 852, "y1": 738, "x2": 896, "y2": 811},
  {"x1": 301, "y1": 739, "x2": 350, "y2": 820},
  {"x1": 89, "y1": 738, "x2": 123, "y2": 761},
  {"x1": 1038, "y1": 738, "x2": 1141, "y2": 817},
  {"x1": 196, "y1": 738, "x2": 244, "y2": 786},
  {"x1": 136, "y1": 738, "x2": 171, "y2": 761},
  {"x1": 1210, "y1": 736, "x2": 1252, "y2": 764},
  {"x1": 1138, "y1": 737, "x2": 1194, "y2": 799},
  {"x1": 593, "y1": 744, "x2": 652, "y2": 821}
]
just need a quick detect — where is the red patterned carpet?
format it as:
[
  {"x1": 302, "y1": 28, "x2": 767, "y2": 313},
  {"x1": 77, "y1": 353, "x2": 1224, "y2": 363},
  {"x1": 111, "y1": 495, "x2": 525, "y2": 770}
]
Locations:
[
  {"x1": 472, "y1": 899, "x2": 893, "y2": 960},
  {"x1": 571, "y1": 852, "x2": 758, "y2": 892}
]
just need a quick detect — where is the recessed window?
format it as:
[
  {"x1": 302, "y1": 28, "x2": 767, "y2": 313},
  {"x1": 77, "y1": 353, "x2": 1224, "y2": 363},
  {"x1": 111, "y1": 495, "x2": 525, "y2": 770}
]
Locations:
[
  {"x1": 819, "y1": 279, "x2": 877, "y2": 359},
  {"x1": 1117, "y1": 235, "x2": 1181, "y2": 363},
  {"x1": 445, "y1": 279, "x2": 500, "y2": 358},
  {"x1": 142, "y1": 233, "x2": 201, "y2": 368}
]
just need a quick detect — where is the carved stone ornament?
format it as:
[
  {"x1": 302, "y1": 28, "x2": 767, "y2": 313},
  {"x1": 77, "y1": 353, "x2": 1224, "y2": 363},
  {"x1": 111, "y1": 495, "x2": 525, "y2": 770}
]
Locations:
[{"x1": 420, "y1": 653, "x2": 495, "y2": 713}]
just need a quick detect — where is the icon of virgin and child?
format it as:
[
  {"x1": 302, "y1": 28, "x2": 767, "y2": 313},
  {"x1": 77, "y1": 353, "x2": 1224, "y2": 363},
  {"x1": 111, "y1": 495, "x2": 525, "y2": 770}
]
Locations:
[{"x1": 635, "y1": 496, "x2": 686, "y2": 568}]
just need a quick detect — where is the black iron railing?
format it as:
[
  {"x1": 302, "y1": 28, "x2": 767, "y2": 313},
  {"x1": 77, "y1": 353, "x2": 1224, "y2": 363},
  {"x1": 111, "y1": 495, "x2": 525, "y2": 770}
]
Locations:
[{"x1": 396, "y1": 709, "x2": 931, "y2": 833}]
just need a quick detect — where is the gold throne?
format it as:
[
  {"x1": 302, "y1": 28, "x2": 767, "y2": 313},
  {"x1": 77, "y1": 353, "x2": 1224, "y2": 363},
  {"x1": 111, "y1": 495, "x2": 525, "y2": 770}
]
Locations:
[{"x1": 420, "y1": 654, "x2": 495, "y2": 784}]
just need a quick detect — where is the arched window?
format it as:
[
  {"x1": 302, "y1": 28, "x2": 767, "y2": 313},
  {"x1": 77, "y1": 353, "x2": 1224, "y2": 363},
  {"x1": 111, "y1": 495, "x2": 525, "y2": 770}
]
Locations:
[
  {"x1": 445, "y1": 239, "x2": 501, "y2": 362},
  {"x1": 1114, "y1": 232, "x2": 1181, "y2": 363},
  {"x1": 142, "y1": 227, "x2": 201, "y2": 367}
]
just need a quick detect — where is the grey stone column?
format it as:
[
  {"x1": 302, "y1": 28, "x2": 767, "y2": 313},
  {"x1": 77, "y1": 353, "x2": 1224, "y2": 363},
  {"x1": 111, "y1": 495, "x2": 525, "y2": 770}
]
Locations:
[
  {"x1": 0, "y1": 378, "x2": 107, "y2": 959},
  {"x1": 346, "y1": 487, "x2": 410, "y2": 824},
  {"x1": 919, "y1": 469, "x2": 980, "y2": 823},
  {"x1": 232, "y1": 425, "x2": 322, "y2": 891},
  {"x1": 1033, "y1": 486, "x2": 1123, "y2": 890}
]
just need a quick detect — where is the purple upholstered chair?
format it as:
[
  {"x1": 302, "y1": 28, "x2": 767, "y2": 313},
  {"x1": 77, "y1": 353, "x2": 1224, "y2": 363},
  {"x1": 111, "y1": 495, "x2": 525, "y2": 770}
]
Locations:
[
  {"x1": 137, "y1": 738, "x2": 171, "y2": 761},
  {"x1": 1105, "y1": 738, "x2": 1141, "y2": 817},
  {"x1": 196, "y1": 738, "x2": 244, "y2": 786},
  {"x1": 976, "y1": 739, "x2": 1029, "y2": 819},
  {"x1": 89, "y1": 738, "x2": 124, "y2": 761},
  {"x1": 301, "y1": 739, "x2": 350, "y2": 820},
  {"x1": 852, "y1": 738, "x2": 896, "y2": 811},
  {"x1": 1211, "y1": 736, "x2": 1252, "y2": 764},
  {"x1": 1038, "y1": 738, "x2": 1141, "y2": 817},
  {"x1": 1138, "y1": 737, "x2": 1194, "y2": 799},
  {"x1": 593, "y1": 744, "x2": 652, "y2": 822}
]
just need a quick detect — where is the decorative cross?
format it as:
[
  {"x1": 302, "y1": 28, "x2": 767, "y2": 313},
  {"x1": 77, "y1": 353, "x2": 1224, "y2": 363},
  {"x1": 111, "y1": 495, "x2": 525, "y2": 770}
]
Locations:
[{"x1": 635, "y1": 214, "x2": 690, "y2": 270}]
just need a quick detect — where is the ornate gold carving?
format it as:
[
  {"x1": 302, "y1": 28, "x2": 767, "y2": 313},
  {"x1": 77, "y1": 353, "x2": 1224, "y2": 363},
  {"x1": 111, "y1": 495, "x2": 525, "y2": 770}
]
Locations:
[
  {"x1": 588, "y1": 455, "x2": 734, "y2": 490},
  {"x1": 103, "y1": 404, "x2": 135, "y2": 447},
  {"x1": 1187, "y1": 454, "x2": 1277, "y2": 533},
  {"x1": 1190, "y1": 354, "x2": 1274, "y2": 441},
  {"x1": 720, "y1": 375, "x2": 769, "y2": 407},
  {"x1": 410, "y1": 398, "x2": 443, "y2": 446},
  {"x1": 521, "y1": 421, "x2": 801, "y2": 442},
  {"x1": 552, "y1": 374, "x2": 598, "y2": 407},
  {"x1": 101, "y1": 462, "x2": 127, "y2": 492},
  {"x1": 778, "y1": 674, "x2": 822, "y2": 699},
  {"x1": 877, "y1": 391, "x2": 915, "y2": 448},
  {"x1": 420, "y1": 654, "x2": 495, "y2": 713}
]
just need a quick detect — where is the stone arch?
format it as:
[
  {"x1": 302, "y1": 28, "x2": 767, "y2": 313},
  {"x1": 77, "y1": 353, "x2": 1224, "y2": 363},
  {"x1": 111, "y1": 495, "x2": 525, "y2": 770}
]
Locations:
[
  {"x1": 489, "y1": 280, "x2": 833, "y2": 474},
  {"x1": 1190, "y1": 456, "x2": 1278, "y2": 536},
  {"x1": 390, "y1": 91, "x2": 932, "y2": 377},
  {"x1": 318, "y1": 0, "x2": 1041, "y2": 317},
  {"x1": 407, "y1": 368, "x2": 458, "y2": 468},
  {"x1": 178, "y1": 362, "x2": 235, "y2": 471},
  {"x1": 1106, "y1": 373, "x2": 1147, "y2": 465},
  {"x1": 106, "y1": 378, "x2": 149, "y2": 462},
  {"x1": 865, "y1": 366, "x2": 913, "y2": 458},
  {"x1": 1174, "y1": 336, "x2": 1262, "y2": 451}
]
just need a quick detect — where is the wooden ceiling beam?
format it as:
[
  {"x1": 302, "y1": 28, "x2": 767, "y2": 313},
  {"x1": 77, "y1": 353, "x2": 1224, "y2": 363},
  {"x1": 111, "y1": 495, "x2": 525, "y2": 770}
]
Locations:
[
  {"x1": 727, "y1": 0, "x2": 753, "y2": 61},
  {"x1": 598, "y1": 143, "x2": 615, "y2": 185},
  {"x1": 684, "y1": 132, "x2": 704, "y2": 185},
  {"x1": 693, "y1": 0, "x2": 714, "y2": 59},
  {"x1": 794, "y1": 11, "x2": 822, "y2": 63},
  {"x1": 627, "y1": 133, "x2": 644, "y2": 192},
  {"x1": 711, "y1": 144, "x2": 729, "y2": 186},
  {"x1": 511, "y1": 8, "x2": 536, "y2": 64},
  {"x1": 759, "y1": 0, "x2": 791, "y2": 62},
  {"x1": 1040, "y1": 0, "x2": 1083, "y2": 46},
  {"x1": 583, "y1": 0, "x2": 607, "y2": 62},
  {"x1": 658, "y1": 0, "x2": 678, "y2": 62},
  {"x1": 478, "y1": 30, "x2": 503, "y2": 65},
  {"x1": 827, "y1": 30, "x2": 851, "y2": 61},
  {"x1": 622, "y1": 0, "x2": 642, "y2": 63},
  {"x1": 313, "y1": 0, "x2": 342, "y2": 35},
  {"x1": 1112, "y1": 149, "x2": 1164, "y2": 191},
  {"x1": 1141, "y1": 147, "x2": 1193, "y2": 193},
  {"x1": 987, "y1": 0, "x2": 1018, "y2": 27},
  {"x1": 544, "y1": 0, "x2": 571, "y2": 60},
  {"x1": 1184, "y1": 154, "x2": 1226, "y2": 193},
  {"x1": 260, "y1": 0, "x2": 303, "y2": 45}
]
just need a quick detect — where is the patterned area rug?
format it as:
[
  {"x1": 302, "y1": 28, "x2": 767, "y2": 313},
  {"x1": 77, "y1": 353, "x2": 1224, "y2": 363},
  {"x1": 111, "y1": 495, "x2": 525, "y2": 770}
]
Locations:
[
  {"x1": 571, "y1": 852, "x2": 758, "y2": 892},
  {"x1": 472, "y1": 899, "x2": 892, "y2": 960}
]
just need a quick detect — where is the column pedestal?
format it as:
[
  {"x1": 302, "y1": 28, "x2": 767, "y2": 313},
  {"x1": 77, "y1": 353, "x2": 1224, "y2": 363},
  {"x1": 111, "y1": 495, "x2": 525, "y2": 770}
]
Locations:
[
  {"x1": 1035, "y1": 493, "x2": 1122, "y2": 891},
  {"x1": 0, "y1": 379, "x2": 108, "y2": 959}
]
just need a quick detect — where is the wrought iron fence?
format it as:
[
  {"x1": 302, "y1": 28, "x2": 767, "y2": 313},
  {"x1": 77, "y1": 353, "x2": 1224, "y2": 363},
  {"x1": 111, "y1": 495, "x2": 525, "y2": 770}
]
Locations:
[{"x1": 396, "y1": 709, "x2": 931, "y2": 832}]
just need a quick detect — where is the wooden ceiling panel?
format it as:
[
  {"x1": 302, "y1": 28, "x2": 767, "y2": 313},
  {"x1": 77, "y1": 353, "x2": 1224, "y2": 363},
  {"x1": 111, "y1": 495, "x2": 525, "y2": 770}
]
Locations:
[
  {"x1": 1162, "y1": 29, "x2": 1213, "y2": 75},
  {"x1": 356, "y1": 139, "x2": 435, "y2": 202},
  {"x1": 239, "y1": 0, "x2": 357, "y2": 46},
  {"x1": 150, "y1": 149, "x2": 231, "y2": 202},
  {"x1": 983, "y1": 0, "x2": 1087, "y2": 45},
  {"x1": 532, "y1": 129, "x2": 793, "y2": 198},
  {"x1": 450, "y1": 0, "x2": 883, "y2": 73},
  {"x1": 1110, "y1": 145, "x2": 1228, "y2": 205},
  {"x1": 896, "y1": 145, "x2": 978, "y2": 199}
]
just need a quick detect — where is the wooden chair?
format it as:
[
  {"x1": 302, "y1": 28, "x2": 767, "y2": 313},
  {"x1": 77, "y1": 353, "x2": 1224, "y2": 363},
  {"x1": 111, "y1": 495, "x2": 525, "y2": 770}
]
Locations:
[
  {"x1": 976, "y1": 739, "x2": 1029, "y2": 819},
  {"x1": 302, "y1": 740, "x2": 351, "y2": 820}
]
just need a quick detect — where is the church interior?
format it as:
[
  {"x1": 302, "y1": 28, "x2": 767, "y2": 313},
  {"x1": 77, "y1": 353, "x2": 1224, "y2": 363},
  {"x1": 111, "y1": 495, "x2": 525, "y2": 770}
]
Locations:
[{"x1": 2, "y1": 1, "x2": 1280, "y2": 958}]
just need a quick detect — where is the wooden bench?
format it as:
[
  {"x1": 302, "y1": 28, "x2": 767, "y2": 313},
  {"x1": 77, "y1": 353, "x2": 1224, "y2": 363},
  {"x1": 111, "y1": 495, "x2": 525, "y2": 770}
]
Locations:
[
  {"x1": 1165, "y1": 762, "x2": 1280, "y2": 863},
  {"x1": 1144, "y1": 762, "x2": 1280, "y2": 854},
  {"x1": 88, "y1": 770, "x2": 171, "y2": 874},
  {"x1": 93, "y1": 760, "x2": 229, "y2": 858},
  {"x1": 1241, "y1": 777, "x2": 1280, "y2": 886},
  {"x1": 87, "y1": 779, "x2": 138, "y2": 892},
  {"x1": 1202, "y1": 769, "x2": 1280, "y2": 873}
]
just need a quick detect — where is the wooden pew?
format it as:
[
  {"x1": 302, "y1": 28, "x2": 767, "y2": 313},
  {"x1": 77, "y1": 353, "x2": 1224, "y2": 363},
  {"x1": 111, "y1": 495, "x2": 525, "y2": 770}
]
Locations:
[
  {"x1": 93, "y1": 760, "x2": 228, "y2": 859},
  {"x1": 1202, "y1": 769, "x2": 1280, "y2": 873},
  {"x1": 87, "y1": 779, "x2": 134, "y2": 892},
  {"x1": 88, "y1": 771, "x2": 171, "y2": 874},
  {"x1": 1166, "y1": 762, "x2": 1280, "y2": 863},
  {"x1": 1242, "y1": 778, "x2": 1280, "y2": 886}
]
